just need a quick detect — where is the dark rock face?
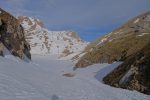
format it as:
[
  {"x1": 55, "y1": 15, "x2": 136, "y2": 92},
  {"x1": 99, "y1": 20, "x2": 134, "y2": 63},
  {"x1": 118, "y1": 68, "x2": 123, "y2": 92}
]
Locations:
[
  {"x1": 0, "y1": 8, "x2": 31, "y2": 60},
  {"x1": 75, "y1": 11, "x2": 150, "y2": 68},
  {"x1": 103, "y1": 43, "x2": 150, "y2": 95}
]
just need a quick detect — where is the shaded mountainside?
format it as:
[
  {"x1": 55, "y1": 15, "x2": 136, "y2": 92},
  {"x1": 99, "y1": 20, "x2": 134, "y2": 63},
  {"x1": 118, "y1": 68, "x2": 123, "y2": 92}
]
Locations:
[
  {"x1": 18, "y1": 16, "x2": 88, "y2": 56},
  {"x1": 103, "y1": 43, "x2": 150, "y2": 94},
  {"x1": 75, "y1": 11, "x2": 150, "y2": 68},
  {"x1": 0, "y1": 8, "x2": 31, "y2": 59}
]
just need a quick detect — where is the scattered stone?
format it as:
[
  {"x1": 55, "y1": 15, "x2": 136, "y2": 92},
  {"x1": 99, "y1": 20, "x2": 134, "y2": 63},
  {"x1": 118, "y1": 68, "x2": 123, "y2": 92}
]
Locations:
[{"x1": 63, "y1": 73, "x2": 75, "y2": 77}]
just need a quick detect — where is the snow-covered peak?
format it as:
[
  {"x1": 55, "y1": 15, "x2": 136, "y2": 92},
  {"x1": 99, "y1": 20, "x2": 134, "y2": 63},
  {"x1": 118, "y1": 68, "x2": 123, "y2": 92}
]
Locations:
[
  {"x1": 18, "y1": 16, "x2": 88, "y2": 56},
  {"x1": 17, "y1": 16, "x2": 45, "y2": 30}
]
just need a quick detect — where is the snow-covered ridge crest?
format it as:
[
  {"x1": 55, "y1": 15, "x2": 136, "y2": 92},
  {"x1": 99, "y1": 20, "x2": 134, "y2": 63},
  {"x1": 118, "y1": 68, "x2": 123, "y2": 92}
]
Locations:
[{"x1": 17, "y1": 16, "x2": 88, "y2": 56}]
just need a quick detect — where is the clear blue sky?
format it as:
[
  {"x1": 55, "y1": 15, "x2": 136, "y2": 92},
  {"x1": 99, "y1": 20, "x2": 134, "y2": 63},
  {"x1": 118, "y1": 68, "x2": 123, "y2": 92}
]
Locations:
[{"x1": 0, "y1": 0, "x2": 150, "y2": 41}]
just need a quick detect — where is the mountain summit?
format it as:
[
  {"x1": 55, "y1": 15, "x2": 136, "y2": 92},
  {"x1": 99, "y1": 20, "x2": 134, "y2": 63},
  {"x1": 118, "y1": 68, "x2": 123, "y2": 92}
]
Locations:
[{"x1": 18, "y1": 16, "x2": 88, "y2": 56}]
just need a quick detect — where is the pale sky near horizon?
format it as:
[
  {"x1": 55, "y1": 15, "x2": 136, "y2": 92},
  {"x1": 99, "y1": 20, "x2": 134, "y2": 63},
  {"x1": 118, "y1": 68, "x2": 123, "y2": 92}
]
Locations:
[{"x1": 0, "y1": 0, "x2": 150, "y2": 41}]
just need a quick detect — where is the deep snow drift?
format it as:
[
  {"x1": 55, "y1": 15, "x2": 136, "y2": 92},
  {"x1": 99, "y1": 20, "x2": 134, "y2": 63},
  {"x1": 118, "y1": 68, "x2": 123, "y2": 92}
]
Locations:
[{"x1": 0, "y1": 55, "x2": 149, "y2": 100}]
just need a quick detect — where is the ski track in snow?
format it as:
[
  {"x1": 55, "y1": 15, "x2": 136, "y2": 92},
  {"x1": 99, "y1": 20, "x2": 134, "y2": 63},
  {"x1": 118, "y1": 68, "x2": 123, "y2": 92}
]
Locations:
[{"x1": 0, "y1": 55, "x2": 149, "y2": 100}]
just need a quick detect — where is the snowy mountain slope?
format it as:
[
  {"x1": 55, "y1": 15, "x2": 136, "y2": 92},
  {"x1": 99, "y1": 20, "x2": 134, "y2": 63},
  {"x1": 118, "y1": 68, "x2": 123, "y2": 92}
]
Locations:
[
  {"x1": 17, "y1": 16, "x2": 88, "y2": 56},
  {"x1": 0, "y1": 55, "x2": 149, "y2": 100}
]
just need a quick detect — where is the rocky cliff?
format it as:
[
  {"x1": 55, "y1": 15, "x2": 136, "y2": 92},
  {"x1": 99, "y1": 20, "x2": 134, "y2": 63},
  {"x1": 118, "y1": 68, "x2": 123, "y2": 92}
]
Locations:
[
  {"x1": 0, "y1": 8, "x2": 31, "y2": 60},
  {"x1": 75, "y1": 11, "x2": 150, "y2": 68},
  {"x1": 103, "y1": 43, "x2": 150, "y2": 94}
]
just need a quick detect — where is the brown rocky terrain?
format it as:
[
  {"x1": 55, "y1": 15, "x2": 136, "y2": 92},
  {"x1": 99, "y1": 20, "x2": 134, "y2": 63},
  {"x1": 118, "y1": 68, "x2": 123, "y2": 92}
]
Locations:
[
  {"x1": 75, "y1": 11, "x2": 150, "y2": 68},
  {"x1": 103, "y1": 43, "x2": 150, "y2": 94},
  {"x1": 0, "y1": 8, "x2": 31, "y2": 60}
]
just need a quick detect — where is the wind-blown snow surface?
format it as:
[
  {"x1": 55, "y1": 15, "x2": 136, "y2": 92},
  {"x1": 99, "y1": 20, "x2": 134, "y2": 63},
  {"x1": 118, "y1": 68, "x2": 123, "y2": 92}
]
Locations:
[{"x1": 0, "y1": 55, "x2": 149, "y2": 100}]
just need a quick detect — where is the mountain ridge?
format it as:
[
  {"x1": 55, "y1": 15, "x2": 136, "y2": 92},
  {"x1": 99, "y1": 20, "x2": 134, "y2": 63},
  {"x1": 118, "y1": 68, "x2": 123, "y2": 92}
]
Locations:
[
  {"x1": 75, "y1": 11, "x2": 150, "y2": 68},
  {"x1": 73, "y1": 10, "x2": 150, "y2": 94},
  {"x1": 18, "y1": 16, "x2": 88, "y2": 57}
]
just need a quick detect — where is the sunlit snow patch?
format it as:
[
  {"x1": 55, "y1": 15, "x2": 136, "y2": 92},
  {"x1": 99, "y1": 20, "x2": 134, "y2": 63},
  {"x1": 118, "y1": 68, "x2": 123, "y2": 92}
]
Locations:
[
  {"x1": 138, "y1": 33, "x2": 150, "y2": 36},
  {"x1": 95, "y1": 62, "x2": 122, "y2": 82}
]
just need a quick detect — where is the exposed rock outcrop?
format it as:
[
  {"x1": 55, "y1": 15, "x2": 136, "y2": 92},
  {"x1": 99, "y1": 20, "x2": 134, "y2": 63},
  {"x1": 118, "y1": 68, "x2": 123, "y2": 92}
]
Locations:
[
  {"x1": 0, "y1": 8, "x2": 31, "y2": 60},
  {"x1": 103, "y1": 43, "x2": 150, "y2": 94},
  {"x1": 75, "y1": 11, "x2": 150, "y2": 68}
]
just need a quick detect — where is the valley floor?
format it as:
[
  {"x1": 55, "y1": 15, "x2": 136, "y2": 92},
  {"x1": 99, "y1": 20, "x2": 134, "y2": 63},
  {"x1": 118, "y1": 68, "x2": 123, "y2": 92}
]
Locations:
[{"x1": 0, "y1": 55, "x2": 149, "y2": 100}]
